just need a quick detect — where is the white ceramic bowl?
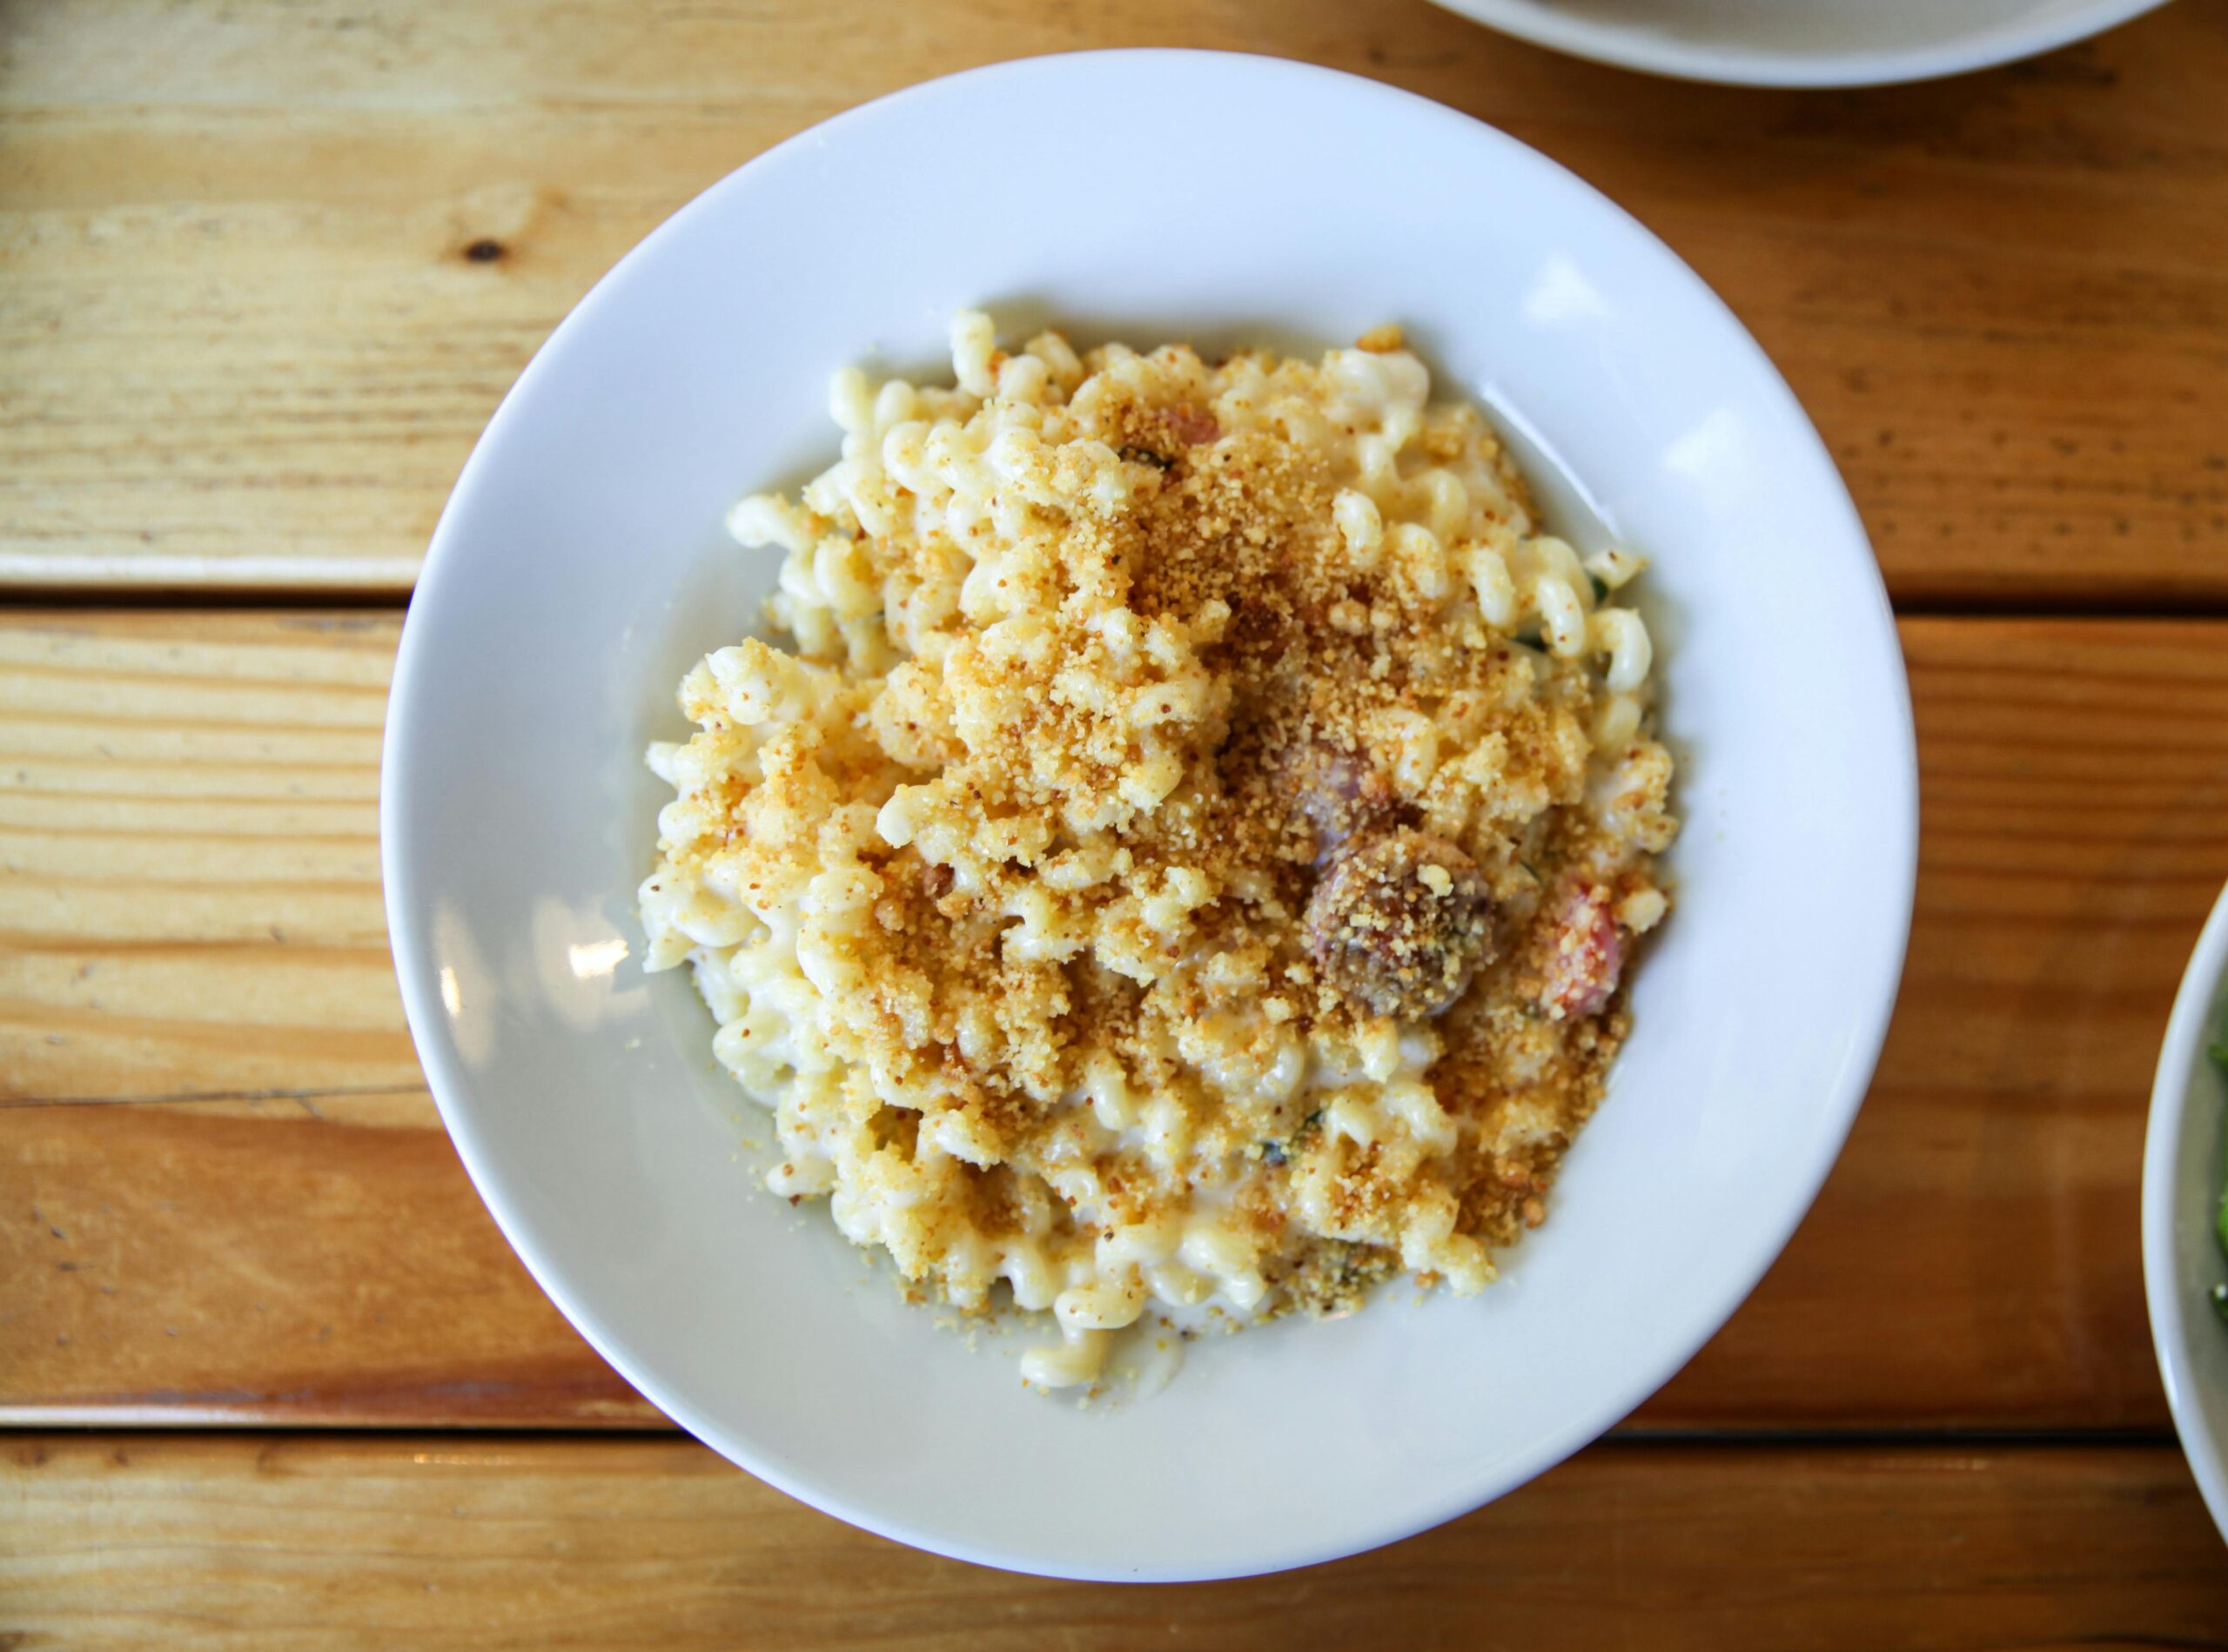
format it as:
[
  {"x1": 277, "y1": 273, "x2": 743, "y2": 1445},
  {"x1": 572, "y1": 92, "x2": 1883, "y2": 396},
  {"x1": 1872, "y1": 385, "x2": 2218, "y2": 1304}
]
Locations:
[
  {"x1": 1430, "y1": 0, "x2": 2171, "y2": 87},
  {"x1": 381, "y1": 50, "x2": 1917, "y2": 1581},
  {"x1": 2144, "y1": 882, "x2": 2228, "y2": 1545}
]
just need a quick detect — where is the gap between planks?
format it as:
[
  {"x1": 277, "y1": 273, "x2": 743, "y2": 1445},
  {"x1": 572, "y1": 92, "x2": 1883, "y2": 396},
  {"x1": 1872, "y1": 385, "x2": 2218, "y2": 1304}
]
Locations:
[{"x1": 10, "y1": 587, "x2": 2228, "y2": 622}]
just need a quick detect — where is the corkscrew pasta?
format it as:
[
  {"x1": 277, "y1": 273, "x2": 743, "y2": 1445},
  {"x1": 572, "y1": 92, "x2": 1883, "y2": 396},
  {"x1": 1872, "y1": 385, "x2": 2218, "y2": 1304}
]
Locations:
[{"x1": 641, "y1": 312, "x2": 1676, "y2": 1389}]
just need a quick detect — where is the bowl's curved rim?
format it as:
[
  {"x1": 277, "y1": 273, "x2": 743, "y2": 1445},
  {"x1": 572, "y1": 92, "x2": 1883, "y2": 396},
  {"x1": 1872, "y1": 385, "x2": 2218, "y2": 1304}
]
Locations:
[
  {"x1": 379, "y1": 47, "x2": 1920, "y2": 1581},
  {"x1": 1426, "y1": 0, "x2": 2171, "y2": 88},
  {"x1": 2144, "y1": 877, "x2": 2228, "y2": 1545}
]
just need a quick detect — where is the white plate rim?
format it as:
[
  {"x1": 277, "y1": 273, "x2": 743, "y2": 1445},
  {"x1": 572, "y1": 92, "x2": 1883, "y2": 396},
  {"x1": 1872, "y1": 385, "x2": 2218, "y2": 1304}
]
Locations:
[
  {"x1": 2143, "y1": 877, "x2": 2228, "y2": 1546},
  {"x1": 1426, "y1": 0, "x2": 2173, "y2": 88},
  {"x1": 379, "y1": 48, "x2": 1921, "y2": 1580}
]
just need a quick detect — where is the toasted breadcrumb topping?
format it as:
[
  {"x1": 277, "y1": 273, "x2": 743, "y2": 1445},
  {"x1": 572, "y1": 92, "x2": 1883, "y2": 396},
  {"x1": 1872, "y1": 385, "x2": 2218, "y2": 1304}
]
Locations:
[{"x1": 641, "y1": 314, "x2": 1676, "y2": 1386}]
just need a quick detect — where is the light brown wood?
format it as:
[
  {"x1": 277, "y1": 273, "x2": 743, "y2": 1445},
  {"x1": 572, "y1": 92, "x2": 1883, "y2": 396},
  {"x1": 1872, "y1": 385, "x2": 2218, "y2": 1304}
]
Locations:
[
  {"x1": 0, "y1": 610, "x2": 650, "y2": 1423},
  {"x1": 0, "y1": 612, "x2": 415, "y2": 1103},
  {"x1": 0, "y1": 1096, "x2": 656, "y2": 1427},
  {"x1": 11, "y1": 0, "x2": 2228, "y2": 1625},
  {"x1": 4, "y1": 1, "x2": 2225, "y2": 601},
  {"x1": 2, "y1": 1434, "x2": 2224, "y2": 1647},
  {"x1": 3, "y1": 610, "x2": 2225, "y2": 1429}
]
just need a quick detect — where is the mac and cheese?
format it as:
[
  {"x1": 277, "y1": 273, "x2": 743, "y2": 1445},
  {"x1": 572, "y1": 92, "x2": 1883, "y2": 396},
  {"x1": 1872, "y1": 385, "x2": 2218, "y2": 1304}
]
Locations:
[{"x1": 641, "y1": 313, "x2": 1676, "y2": 1389}]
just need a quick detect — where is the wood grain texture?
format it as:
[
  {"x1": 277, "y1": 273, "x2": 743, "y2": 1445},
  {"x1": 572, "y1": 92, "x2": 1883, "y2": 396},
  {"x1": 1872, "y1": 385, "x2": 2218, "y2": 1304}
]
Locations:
[
  {"x1": 2, "y1": 1096, "x2": 658, "y2": 1427},
  {"x1": 4, "y1": 1, "x2": 2226, "y2": 600},
  {"x1": 0, "y1": 610, "x2": 652, "y2": 1423},
  {"x1": 3, "y1": 611, "x2": 2225, "y2": 1429},
  {"x1": 1654, "y1": 614, "x2": 2228, "y2": 1427},
  {"x1": 3, "y1": 1434, "x2": 2225, "y2": 1647},
  {"x1": 0, "y1": 611, "x2": 414, "y2": 1103}
]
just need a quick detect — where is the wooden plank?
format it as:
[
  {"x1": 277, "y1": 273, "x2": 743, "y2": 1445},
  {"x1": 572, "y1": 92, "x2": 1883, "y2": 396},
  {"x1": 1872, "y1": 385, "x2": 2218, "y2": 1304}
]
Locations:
[
  {"x1": 1, "y1": 1096, "x2": 656, "y2": 1427},
  {"x1": 0, "y1": 609, "x2": 649, "y2": 1424},
  {"x1": 1652, "y1": 614, "x2": 2228, "y2": 1427},
  {"x1": 2, "y1": 1434, "x2": 2224, "y2": 1647},
  {"x1": 3, "y1": 0, "x2": 2224, "y2": 600},
  {"x1": 0, "y1": 611, "x2": 414, "y2": 1102},
  {"x1": 3, "y1": 611, "x2": 2225, "y2": 1429}
]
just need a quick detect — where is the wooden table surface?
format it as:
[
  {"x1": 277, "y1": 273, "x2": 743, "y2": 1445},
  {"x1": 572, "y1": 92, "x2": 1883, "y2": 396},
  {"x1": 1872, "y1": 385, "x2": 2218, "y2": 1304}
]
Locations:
[{"x1": 4, "y1": 0, "x2": 2228, "y2": 1642}]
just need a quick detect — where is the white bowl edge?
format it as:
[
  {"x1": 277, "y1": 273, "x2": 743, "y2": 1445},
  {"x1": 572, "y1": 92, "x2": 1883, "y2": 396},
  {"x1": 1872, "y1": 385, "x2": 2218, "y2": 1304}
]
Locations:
[
  {"x1": 1428, "y1": 0, "x2": 2172, "y2": 88},
  {"x1": 2144, "y1": 878, "x2": 2228, "y2": 1546},
  {"x1": 379, "y1": 49, "x2": 1921, "y2": 1581}
]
